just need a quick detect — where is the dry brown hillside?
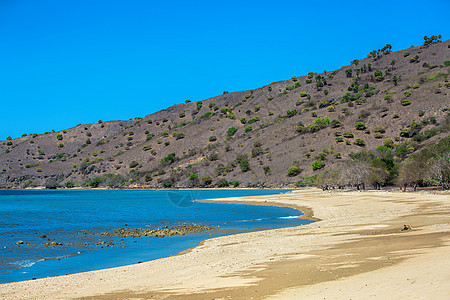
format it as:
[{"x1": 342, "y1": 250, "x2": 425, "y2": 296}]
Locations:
[{"x1": 1, "y1": 38, "x2": 449, "y2": 189}]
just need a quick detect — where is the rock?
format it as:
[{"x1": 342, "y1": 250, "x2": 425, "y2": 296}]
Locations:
[
  {"x1": 15, "y1": 241, "x2": 23, "y2": 245},
  {"x1": 40, "y1": 235, "x2": 47, "y2": 238},
  {"x1": 402, "y1": 224, "x2": 412, "y2": 231}
]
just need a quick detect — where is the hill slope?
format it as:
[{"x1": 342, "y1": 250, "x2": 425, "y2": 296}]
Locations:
[{"x1": 1, "y1": 39, "x2": 449, "y2": 189}]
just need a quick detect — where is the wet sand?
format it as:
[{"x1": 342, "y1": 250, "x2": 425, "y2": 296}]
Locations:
[{"x1": 0, "y1": 188, "x2": 449, "y2": 299}]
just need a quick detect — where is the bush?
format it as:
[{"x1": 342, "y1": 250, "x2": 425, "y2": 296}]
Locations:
[
  {"x1": 286, "y1": 109, "x2": 297, "y2": 118},
  {"x1": 227, "y1": 127, "x2": 237, "y2": 137},
  {"x1": 172, "y1": 132, "x2": 185, "y2": 140},
  {"x1": 355, "y1": 138, "x2": 365, "y2": 146},
  {"x1": 401, "y1": 99, "x2": 411, "y2": 106},
  {"x1": 374, "y1": 126, "x2": 386, "y2": 133},
  {"x1": 161, "y1": 153, "x2": 177, "y2": 164},
  {"x1": 197, "y1": 102, "x2": 203, "y2": 110},
  {"x1": 331, "y1": 119, "x2": 342, "y2": 128},
  {"x1": 218, "y1": 179, "x2": 229, "y2": 187},
  {"x1": 343, "y1": 131, "x2": 354, "y2": 138},
  {"x1": 200, "y1": 176, "x2": 212, "y2": 186},
  {"x1": 383, "y1": 138, "x2": 395, "y2": 148},
  {"x1": 335, "y1": 136, "x2": 344, "y2": 143},
  {"x1": 244, "y1": 125, "x2": 252, "y2": 133},
  {"x1": 89, "y1": 178, "x2": 102, "y2": 188},
  {"x1": 129, "y1": 161, "x2": 139, "y2": 168},
  {"x1": 355, "y1": 122, "x2": 366, "y2": 130},
  {"x1": 374, "y1": 132, "x2": 383, "y2": 139},
  {"x1": 209, "y1": 135, "x2": 217, "y2": 142},
  {"x1": 188, "y1": 172, "x2": 198, "y2": 181},
  {"x1": 231, "y1": 180, "x2": 240, "y2": 187},
  {"x1": 312, "y1": 160, "x2": 325, "y2": 171},
  {"x1": 327, "y1": 105, "x2": 335, "y2": 112},
  {"x1": 400, "y1": 128, "x2": 411, "y2": 137},
  {"x1": 287, "y1": 166, "x2": 301, "y2": 177},
  {"x1": 56, "y1": 134, "x2": 63, "y2": 140}
]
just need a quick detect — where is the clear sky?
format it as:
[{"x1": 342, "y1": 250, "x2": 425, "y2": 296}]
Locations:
[{"x1": 1, "y1": 0, "x2": 449, "y2": 139}]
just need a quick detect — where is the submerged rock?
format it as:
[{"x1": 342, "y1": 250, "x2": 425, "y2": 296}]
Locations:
[{"x1": 98, "y1": 224, "x2": 214, "y2": 238}]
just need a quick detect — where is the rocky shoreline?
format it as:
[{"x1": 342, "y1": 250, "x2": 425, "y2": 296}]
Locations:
[
  {"x1": 14, "y1": 224, "x2": 215, "y2": 249},
  {"x1": 98, "y1": 225, "x2": 216, "y2": 238}
]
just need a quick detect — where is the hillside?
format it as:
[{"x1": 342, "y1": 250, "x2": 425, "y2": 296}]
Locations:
[{"x1": 1, "y1": 37, "x2": 449, "y2": 189}]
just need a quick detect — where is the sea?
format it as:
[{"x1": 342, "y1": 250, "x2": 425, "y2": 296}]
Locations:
[{"x1": 0, "y1": 189, "x2": 313, "y2": 283}]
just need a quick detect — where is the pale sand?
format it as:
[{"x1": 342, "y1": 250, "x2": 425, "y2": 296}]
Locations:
[{"x1": 1, "y1": 188, "x2": 449, "y2": 299}]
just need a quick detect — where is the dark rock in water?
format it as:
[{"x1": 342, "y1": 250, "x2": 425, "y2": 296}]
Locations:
[
  {"x1": 97, "y1": 224, "x2": 215, "y2": 238},
  {"x1": 15, "y1": 241, "x2": 23, "y2": 245},
  {"x1": 40, "y1": 235, "x2": 47, "y2": 238}
]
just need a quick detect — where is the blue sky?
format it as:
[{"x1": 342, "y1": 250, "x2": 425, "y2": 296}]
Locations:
[{"x1": 1, "y1": 0, "x2": 449, "y2": 139}]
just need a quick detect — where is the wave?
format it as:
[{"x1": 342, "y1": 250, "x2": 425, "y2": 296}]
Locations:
[
  {"x1": 10, "y1": 259, "x2": 44, "y2": 268},
  {"x1": 278, "y1": 215, "x2": 301, "y2": 219},
  {"x1": 9, "y1": 252, "x2": 81, "y2": 269}
]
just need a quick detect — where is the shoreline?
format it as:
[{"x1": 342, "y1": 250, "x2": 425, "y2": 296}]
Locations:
[{"x1": 1, "y1": 188, "x2": 449, "y2": 299}]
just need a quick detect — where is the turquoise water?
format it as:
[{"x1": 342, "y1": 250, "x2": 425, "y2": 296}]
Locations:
[{"x1": 0, "y1": 189, "x2": 313, "y2": 283}]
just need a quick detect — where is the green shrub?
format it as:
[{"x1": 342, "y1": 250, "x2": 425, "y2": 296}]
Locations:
[
  {"x1": 286, "y1": 109, "x2": 297, "y2": 117},
  {"x1": 330, "y1": 119, "x2": 341, "y2": 128},
  {"x1": 231, "y1": 180, "x2": 240, "y2": 187},
  {"x1": 267, "y1": 96, "x2": 273, "y2": 101},
  {"x1": 200, "y1": 176, "x2": 212, "y2": 186},
  {"x1": 188, "y1": 172, "x2": 198, "y2": 181},
  {"x1": 196, "y1": 102, "x2": 203, "y2": 110},
  {"x1": 209, "y1": 135, "x2": 217, "y2": 142},
  {"x1": 312, "y1": 160, "x2": 325, "y2": 171},
  {"x1": 218, "y1": 179, "x2": 229, "y2": 187},
  {"x1": 129, "y1": 161, "x2": 139, "y2": 168},
  {"x1": 146, "y1": 134, "x2": 153, "y2": 141},
  {"x1": 227, "y1": 127, "x2": 237, "y2": 137},
  {"x1": 314, "y1": 117, "x2": 330, "y2": 128},
  {"x1": 343, "y1": 131, "x2": 354, "y2": 138},
  {"x1": 287, "y1": 166, "x2": 301, "y2": 177},
  {"x1": 400, "y1": 128, "x2": 411, "y2": 137},
  {"x1": 244, "y1": 125, "x2": 252, "y2": 133},
  {"x1": 355, "y1": 122, "x2": 366, "y2": 130},
  {"x1": 355, "y1": 138, "x2": 365, "y2": 146},
  {"x1": 56, "y1": 134, "x2": 63, "y2": 140},
  {"x1": 240, "y1": 117, "x2": 247, "y2": 124},
  {"x1": 172, "y1": 132, "x2": 185, "y2": 140},
  {"x1": 248, "y1": 116, "x2": 260, "y2": 123},
  {"x1": 383, "y1": 138, "x2": 394, "y2": 148},
  {"x1": 143, "y1": 145, "x2": 152, "y2": 151},
  {"x1": 161, "y1": 153, "x2": 177, "y2": 164},
  {"x1": 401, "y1": 99, "x2": 411, "y2": 106}
]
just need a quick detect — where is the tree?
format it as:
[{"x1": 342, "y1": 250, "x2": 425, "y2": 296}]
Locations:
[
  {"x1": 397, "y1": 152, "x2": 430, "y2": 191},
  {"x1": 427, "y1": 152, "x2": 450, "y2": 190},
  {"x1": 351, "y1": 59, "x2": 359, "y2": 67}
]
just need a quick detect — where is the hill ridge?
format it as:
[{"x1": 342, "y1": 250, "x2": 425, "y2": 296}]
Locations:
[{"x1": 1, "y1": 38, "x2": 449, "y2": 189}]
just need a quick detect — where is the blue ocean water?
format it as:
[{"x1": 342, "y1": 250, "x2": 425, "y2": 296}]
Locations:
[{"x1": 0, "y1": 189, "x2": 313, "y2": 283}]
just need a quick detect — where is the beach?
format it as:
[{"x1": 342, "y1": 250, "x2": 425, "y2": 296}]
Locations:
[{"x1": 1, "y1": 188, "x2": 449, "y2": 299}]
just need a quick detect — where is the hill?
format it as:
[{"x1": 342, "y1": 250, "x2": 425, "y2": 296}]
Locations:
[{"x1": 1, "y1": 37, "x2": 449, "y2": 189}]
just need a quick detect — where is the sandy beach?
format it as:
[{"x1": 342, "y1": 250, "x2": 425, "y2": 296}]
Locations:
[{"x1": 1, "y1": 188, "x2": 449, "y2": 299}]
